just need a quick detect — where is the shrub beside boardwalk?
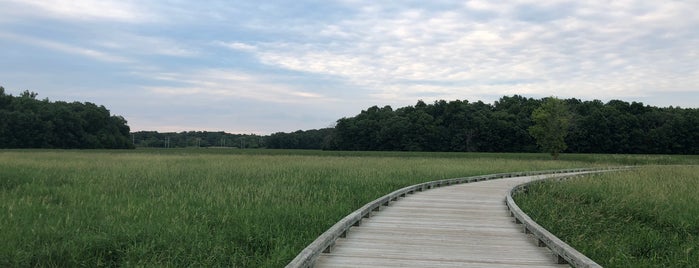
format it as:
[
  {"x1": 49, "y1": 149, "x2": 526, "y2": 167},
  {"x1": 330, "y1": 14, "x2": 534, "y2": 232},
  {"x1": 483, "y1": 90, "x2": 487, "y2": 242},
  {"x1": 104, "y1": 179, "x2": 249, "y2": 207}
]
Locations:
[{"x1": 0, "y1": 149, "x2": 695, "y2": 267}]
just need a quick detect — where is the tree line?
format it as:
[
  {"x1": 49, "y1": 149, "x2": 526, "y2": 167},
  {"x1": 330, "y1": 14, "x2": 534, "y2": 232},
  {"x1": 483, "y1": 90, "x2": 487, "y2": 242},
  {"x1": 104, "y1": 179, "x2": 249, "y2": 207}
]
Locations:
[
  {"x1": 267, "y1": 128, "x2": 332, "y2": 150},
  {"x1": 132, "y1": 131, "x2": 266, "y2": 148},
  {"x1": 3, "y1": 86, "x2": 695, "y2": 154},
  {"x1": 0, "y1": 87, "x2": 133, "y2": 149},
  {"x1": 269, "y1": 95, "x2": 698, "y2": 154}
]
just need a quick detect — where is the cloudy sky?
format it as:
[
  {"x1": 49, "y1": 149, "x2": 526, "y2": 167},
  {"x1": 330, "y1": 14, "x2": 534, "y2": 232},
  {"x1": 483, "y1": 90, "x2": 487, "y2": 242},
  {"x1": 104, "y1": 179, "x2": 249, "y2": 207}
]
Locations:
[{"x1": 1, "y1": 1, "x2": 697, "y2": 134}]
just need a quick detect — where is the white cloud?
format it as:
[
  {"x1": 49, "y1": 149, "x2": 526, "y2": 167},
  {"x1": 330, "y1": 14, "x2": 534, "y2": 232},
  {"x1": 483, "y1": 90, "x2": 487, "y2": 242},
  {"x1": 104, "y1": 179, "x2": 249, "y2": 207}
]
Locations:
[
  {"x1": 216, "y1": 41, "x2": 258, "y2": 52},
  {"x1": 0, "y1": 32, "x2": 131, "y2": 63},
  {"x1": 142, "y1": 69, "x2": 335, "y2": 104},
  {"x1": 2, "y1": 0, "x2": 698, "y2": 135},
  {"x1": 3, "y1": 0, "x2": 151, "y2": 22},
  {"x1": 229, "y1": 1, "x2": 699, "y2": 106},
  {"x1": 95, "y1": 34, "x2": 199, "y2": 57}
]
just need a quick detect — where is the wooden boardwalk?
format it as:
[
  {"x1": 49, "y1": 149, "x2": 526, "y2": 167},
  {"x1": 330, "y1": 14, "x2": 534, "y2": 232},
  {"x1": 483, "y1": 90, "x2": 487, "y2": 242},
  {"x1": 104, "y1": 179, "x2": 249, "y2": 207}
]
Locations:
[{"x1": 315, "y1": 174, "x2": 570, "y2": 267}]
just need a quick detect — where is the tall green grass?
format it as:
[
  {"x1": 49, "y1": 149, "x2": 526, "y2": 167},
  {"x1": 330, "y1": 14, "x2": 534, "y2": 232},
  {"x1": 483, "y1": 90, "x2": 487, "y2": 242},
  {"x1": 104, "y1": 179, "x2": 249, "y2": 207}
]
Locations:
[
  {"x1": 0, "y1": 149, "x2": 693, "y2": 267},
  {"x1": 515, "y1": 166, "x2": 699, "y2": 267}
]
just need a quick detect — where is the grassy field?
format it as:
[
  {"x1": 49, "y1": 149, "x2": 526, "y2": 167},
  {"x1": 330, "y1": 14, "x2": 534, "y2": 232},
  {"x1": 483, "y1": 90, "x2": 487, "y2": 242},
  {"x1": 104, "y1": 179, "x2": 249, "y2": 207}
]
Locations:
[
  {"x1": 0, "y1": 149, "x2": 695, "y2": 267},
  {"x1": 514, "y1": 165, "x2": 699, "y2": 267}
]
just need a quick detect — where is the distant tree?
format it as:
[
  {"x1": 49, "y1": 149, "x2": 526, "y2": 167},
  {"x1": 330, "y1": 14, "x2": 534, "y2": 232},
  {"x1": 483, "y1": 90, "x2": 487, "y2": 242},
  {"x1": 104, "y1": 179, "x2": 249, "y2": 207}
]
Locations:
[
  {"x1": 0, "y1": 87, "x2": 133, "y2": 149},
  {"x1": 493, "y1": 95, "x2": 540, "y2": 152},
  {"x1": 528, "y1": 97, "x2": 570, "y2": 159},
  {"x1": 130, "y1": 131, "x2": 267, "y2": 149},
  {"x1": 19, "y1": 90, "x2": 39, "y2": 99},
  {"x1": 273, "y1": 94, "x2": 695, "y2": 154},
  {"x1": 267, "y1": 128, "x2": 333, "y2": 149}
]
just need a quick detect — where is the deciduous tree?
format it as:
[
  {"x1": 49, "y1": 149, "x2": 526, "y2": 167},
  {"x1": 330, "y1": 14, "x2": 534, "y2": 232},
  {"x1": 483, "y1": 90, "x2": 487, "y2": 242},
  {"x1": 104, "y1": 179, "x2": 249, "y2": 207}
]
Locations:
[{"x1": 528, "y1": 97, "x2": 570, "y2": 159}]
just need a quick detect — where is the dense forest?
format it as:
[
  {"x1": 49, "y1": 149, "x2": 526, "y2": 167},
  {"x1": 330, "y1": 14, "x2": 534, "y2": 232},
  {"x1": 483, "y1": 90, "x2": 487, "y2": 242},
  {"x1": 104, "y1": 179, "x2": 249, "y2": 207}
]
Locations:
[
  {"x1": 132, "y1": 131, "x2": 266, "y2": 148},
  {"x1": 267, "y1": 128, "x2": 333, "y2": 150},
  {"x1": 270, "y1": 95, "x2": 698, "y2": 154},
  {"x1": 2, "y1": 87, "x2": 696, "y2": 154},
  {"x1": 0, "y1": 87, "x2": 133, "y2": 149}
]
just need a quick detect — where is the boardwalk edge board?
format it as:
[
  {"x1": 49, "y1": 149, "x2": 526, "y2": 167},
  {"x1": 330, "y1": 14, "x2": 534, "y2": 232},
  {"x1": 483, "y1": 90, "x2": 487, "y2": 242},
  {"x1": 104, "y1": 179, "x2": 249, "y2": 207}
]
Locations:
[
  {"x1": 506, "y1": 167, "x2": 632, "y2": 268},
  {"x1": 286, "y1": 166, "x2": 629, "y2": 268}
]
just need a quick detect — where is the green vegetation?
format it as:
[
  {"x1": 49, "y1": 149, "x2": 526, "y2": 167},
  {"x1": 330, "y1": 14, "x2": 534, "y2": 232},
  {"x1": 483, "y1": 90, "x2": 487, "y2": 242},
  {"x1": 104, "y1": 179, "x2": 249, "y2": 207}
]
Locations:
[
  {"x1": 4, "y1": 86, "x2": 696, "y2": 155},
  {"x1": 514, "y1": 166, "x2": 699, "y2": 267},
  {"x1": 268, "y1": 128, "x2": 332, "y2": 150},
  {"x1": 0, "y1": 149, "x2": 662, "y2": 267},
  {"x1": 271, "y1": 95, "x2": 698, "y2": 154},
  {"x1": 0, "y1": 87, "x2": 132, "y2": 149},
  {"x1": 132, "y1": 131, "x2": 266, "y2": 149},
  {"x1": 528, "y1": 97, "x2": 570, "y2": 159}
]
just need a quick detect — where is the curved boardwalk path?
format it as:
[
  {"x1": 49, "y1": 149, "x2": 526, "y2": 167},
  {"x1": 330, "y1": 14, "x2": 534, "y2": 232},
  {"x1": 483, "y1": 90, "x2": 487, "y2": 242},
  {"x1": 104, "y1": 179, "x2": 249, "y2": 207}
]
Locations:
[{"x1": 315, "y1": 173, "x2": 581, "y2": 268}]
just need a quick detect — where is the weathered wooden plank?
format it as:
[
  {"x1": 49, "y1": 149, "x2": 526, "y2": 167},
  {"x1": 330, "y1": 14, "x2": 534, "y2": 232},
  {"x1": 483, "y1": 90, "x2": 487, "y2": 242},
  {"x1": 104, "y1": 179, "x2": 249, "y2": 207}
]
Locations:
[
  {"x1": 289, "y1": 169, "x2": 596, "y2": 267},
  {"x1": 315, "y1": 175, "x2": 569, "y2": 267},
  {"x1": 316, "y1": 254, "x2": 567, "y2": 268}
]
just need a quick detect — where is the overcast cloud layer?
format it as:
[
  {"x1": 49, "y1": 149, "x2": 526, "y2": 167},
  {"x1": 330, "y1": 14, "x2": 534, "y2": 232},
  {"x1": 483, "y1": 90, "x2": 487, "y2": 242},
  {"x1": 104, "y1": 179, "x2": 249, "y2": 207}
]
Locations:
[{"x1": 1, "y1": 1, "x2": 697, "y2": 134}]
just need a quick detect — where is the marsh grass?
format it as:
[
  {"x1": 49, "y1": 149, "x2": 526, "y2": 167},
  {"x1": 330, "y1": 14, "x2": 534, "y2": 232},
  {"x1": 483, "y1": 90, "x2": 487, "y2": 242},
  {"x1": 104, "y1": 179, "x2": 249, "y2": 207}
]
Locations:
[
  {"x1": 515, "y1": 166, "x2": 699, "y2": 267},
  {"x1": 0, "y1": 149, "x2": 692, "y2": 267}
]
